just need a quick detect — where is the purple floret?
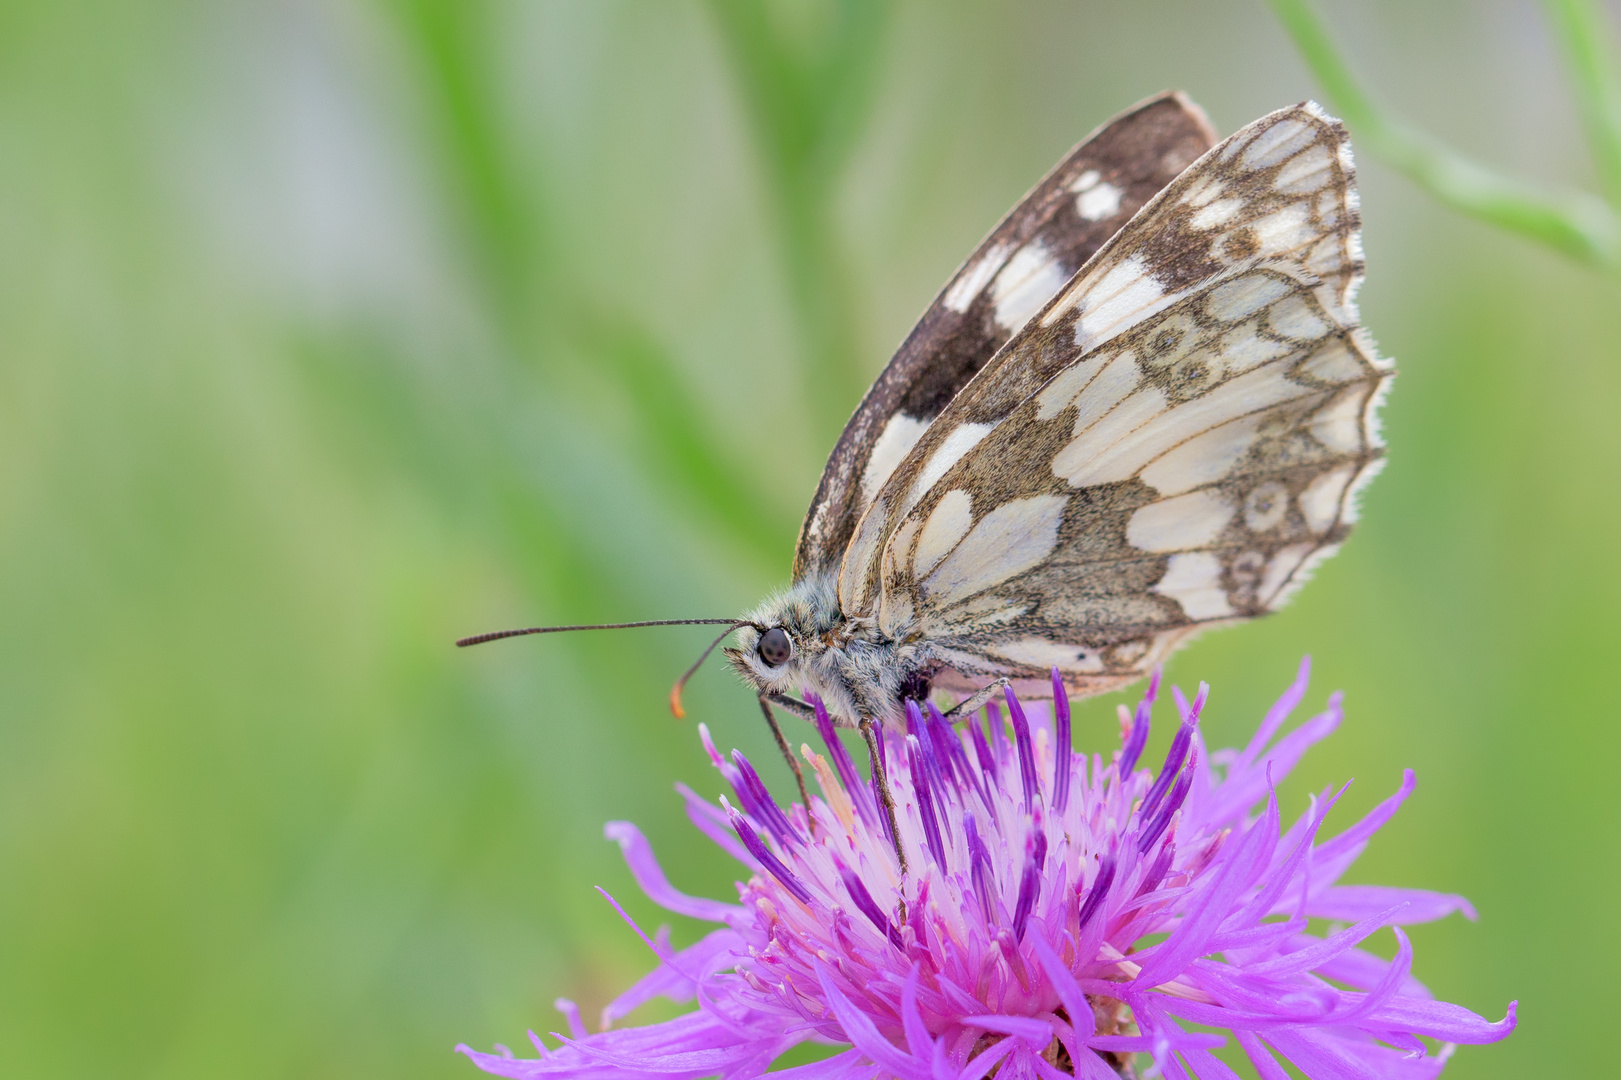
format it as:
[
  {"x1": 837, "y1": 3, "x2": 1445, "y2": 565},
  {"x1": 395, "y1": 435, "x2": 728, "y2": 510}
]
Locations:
[{"x1": 460, "y1": 657, "x2": 1515, "y2": 1080}]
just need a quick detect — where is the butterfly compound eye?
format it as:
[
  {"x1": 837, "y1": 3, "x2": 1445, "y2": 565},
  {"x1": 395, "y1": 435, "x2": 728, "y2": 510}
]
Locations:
[{"x1": 758, "y1": 627, "x2": 793, "y2": 667}]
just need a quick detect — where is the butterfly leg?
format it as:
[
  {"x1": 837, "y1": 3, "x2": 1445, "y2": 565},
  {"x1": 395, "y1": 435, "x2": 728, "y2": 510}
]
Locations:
[
  {"x1": 858, "y1": 718, "x2": 910, "y2": 875},
  {"x1": 764, "y1": 694, "x2": 909, "y2": 873},
  {"x1": 763, "y1": 691, "x2": 815, "y2": 719},
  {"x1": 939, "y1": 678, "x2": 1013, "y2": 723},
  {"x1": 757, "y1": 695, "x2": 814, "y2": 829}
]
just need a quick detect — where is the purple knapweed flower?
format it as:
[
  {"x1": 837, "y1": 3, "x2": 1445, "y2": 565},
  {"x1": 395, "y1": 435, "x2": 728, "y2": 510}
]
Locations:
[{"x1": 460, "y1": 659, "x2": 1514, "y2": 1079}]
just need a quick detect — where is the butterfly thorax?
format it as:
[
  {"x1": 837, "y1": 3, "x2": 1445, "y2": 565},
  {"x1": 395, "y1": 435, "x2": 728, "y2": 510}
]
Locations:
[{"x1": 725, "y1": 571, "x2": 932, "y2": 730}]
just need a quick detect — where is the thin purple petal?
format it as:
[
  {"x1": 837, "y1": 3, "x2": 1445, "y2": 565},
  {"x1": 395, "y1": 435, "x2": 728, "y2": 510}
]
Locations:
[
  {"x1": 1118, "y1": 667, "x2": 1161, "y2": 775},
  {"x1": 1138, "y1": 753, "x2": 1194, "y2": 853},
  {"x1": 809, "y1": 694, "x2": 879, "y2": 829},
  {"x1": 1075, "y1": 854, "x2": 1115, "y2": 933},
  {"x1": 1140, "y1": 682, "x2": 1206, "y2": 822},
  {"x1": 908, "y1": 736, "x2": 948, "y2": 867},
  {"x1": 729, "y1": 812, "x2": 812, "y2": 905},
  {"x1": 1003, "y1": 685, "x2": 1039, "y2": 812},
  {"x1": 604, "y1": 822, "x2": 743, "y2": 924},
  {"x1": 1050, "y1": 668, "x2": 1073, "y2": 813},
  {"x1": 964, "y1": 811, "x2": 998, "y2": 925},
  {"x1": 1306, "y1": 884, "x2": 1477, "y2": 924},
  {"x1": 835, "y1": 855, "x2": 903, "y2": 950},
  {"x1": 1011, "y1": 831, "x2": 1040, "y2": 942},
  {"x1": 731, "y1": 749, "x2": 800, "y2": 847},
  {"x1": 813, "y1": 960, "x2": 926, "y2": 1080}
]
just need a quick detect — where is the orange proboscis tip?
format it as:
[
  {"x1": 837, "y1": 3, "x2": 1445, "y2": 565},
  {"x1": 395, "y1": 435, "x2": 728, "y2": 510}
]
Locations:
[{"x1": 667, "y1": 620, "x2": 749, "y2": 720}]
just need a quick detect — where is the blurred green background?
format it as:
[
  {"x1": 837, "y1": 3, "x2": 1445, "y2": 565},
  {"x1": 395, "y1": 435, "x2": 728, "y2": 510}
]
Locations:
[{"x1": 1, "y1": 1, "x2": 1614, "y2": 1077}]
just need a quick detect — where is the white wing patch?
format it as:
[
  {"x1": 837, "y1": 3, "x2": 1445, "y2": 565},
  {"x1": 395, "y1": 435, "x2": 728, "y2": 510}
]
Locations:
[
  {"x1": 1205, "y1": 273, "x2": 1292, "y2": 321},
  {"x1": 1311, "y1": 383, "x2": 1372, "y2": 453},
  {"x1": 913, "y1": 488, "x2": 973, "y2": 578},
  {"x1": 1067, "y1": 257, "x2": 1170, "y2": 349},
  {"x1": 1153, "y1": 552, "x2": 1236, "y2": 619},
  {"x1": 1238, "y1": 116, "x2": 1316, "y2": 167},
  {"x1": 1259, "y1": 542, "x2": 1315, "y2": 604},
  {"x1": 838, "y1": 496, "x2": 887, "y2": 614},
  {"x1": 1036, "y1": 347, "x2": 1141, "y2": 423},
  {"x1": 1138, "y1": 414, "x2": 1261, "y2": 495},
  {"x1": 907, "y1": 422, "x2": 996, "y2": 512},
  {"x1": 1050, "y1": 379, "x2": 1171, "y2": 487},
  {"x1": 1127, "y1": 489, "x2": 1236, "y2": 552},
  {"x1": 1298, "y1": 465, "x2": 1355, "y2": 533},
  {"x1": 943, "y1": 242, "x2": 1013, "y2": 313},
  {"x1": 1268, "y1": 294, "x2": 1328, "y2": 339},
  {"x1": 921, "y1": 495, "x2": 1066, "y2": 606},
  {"x1": 992, "y1": 241, "x2": 1070, "y2": 331},
  {"x1": 989, "y1": 637, "x2": 1105, "y2": 673},
  {"x1": 1275, "y1": 144, "x2": 1333, "y2": 193},
  {"x1": 860, "y1": 413, "x2": 930, "y2": 506},
  {"x1": 1190, "y1": 197, "x2": 1244, "y2": 230},
  {"x1": 1070, "y1": 169, "x2": 1125, "y2": 222}
]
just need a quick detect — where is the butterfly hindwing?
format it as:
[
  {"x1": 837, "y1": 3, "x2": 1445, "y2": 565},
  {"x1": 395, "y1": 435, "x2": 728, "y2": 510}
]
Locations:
[
  {"x1": 840, "y1": 103, "x2": 1390, "y2": 697},
  {"x1": 793, "y1": 91, "x2": 1218, "y2": 580}
]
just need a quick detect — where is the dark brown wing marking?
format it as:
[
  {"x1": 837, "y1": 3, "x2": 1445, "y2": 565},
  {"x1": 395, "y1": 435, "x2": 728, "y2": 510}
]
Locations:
[{"x1": 792, "y1": 91, "x2": 1218, "y2": 579}]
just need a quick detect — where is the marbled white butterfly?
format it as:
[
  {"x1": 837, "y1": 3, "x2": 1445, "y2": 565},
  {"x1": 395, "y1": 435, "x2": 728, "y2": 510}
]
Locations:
[{"x1": 462, "y1": 93, "x2": 1390, "y2": 864}]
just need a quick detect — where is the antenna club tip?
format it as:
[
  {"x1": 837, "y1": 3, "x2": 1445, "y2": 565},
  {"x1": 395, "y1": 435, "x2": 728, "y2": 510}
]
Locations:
[{"x1": 669, "y1": 685, "x2": 687, "y2": 720}]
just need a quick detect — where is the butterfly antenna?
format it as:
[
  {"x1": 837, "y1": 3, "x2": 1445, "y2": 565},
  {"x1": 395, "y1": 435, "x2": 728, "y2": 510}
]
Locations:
[
  {"x1": 455, "y1": 618, "x2": 745, "y2": 649},
  {"x1": 669, "y1": 620, "x2": 755, "y2": 720}
]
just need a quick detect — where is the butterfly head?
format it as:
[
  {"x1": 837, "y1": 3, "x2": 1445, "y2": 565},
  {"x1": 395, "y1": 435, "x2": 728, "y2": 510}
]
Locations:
[{"x1": 724, "y1": 574, "x2": 857, "y2": 717}]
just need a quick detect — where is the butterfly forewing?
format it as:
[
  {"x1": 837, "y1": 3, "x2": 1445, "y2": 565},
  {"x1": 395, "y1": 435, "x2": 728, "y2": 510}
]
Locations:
[
  {"x1": 843, "y1": 102, "x2": 1390, "y2": 698},
  {"x1": 793, "y1": 91, "x2": 1218, "y2": 580}
]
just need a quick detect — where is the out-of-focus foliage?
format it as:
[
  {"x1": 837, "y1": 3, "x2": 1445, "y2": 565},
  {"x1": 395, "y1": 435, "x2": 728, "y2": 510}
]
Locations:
[
  {"x1": 1273, "y1": 0, "x2": 1621, "y2": 267},
  {"x1": 0, "y1": 2, "x2": 1614, "y2": 1078}
]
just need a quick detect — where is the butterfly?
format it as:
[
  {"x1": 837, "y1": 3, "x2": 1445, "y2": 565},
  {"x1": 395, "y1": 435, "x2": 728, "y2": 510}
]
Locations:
[{"x1": 463, "y1": 92, "x2": 1390, "y2": 867}]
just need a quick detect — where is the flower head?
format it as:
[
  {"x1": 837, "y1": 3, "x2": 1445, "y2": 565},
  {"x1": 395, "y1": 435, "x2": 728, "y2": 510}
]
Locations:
[{"x1": 460, "y1": 660, "x2": 1514, "y2": 1079}]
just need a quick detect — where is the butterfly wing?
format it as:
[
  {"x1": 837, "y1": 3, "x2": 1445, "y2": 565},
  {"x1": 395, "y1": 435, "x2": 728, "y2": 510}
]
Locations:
[
  {"x1": 793, "y1": 91, "x2": 1218, "y2": 579},
  {"x1": 839, "y1": 102, "x2": 1390, "y2": 699}
]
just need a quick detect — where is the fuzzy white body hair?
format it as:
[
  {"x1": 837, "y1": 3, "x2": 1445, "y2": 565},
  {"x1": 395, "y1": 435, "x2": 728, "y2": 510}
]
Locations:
[{"x1": 725, "y1": 570, "x2": 927, "y2": 729}]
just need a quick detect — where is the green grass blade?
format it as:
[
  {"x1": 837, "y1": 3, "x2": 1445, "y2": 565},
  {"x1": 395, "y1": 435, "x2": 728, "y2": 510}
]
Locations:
[
  {"x1": 1269, "y1": 0, "x2": 1621, "y2": 269},
  {"x1": 1544, "y1": 0, "x2": 1621, "y2": 211}
]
